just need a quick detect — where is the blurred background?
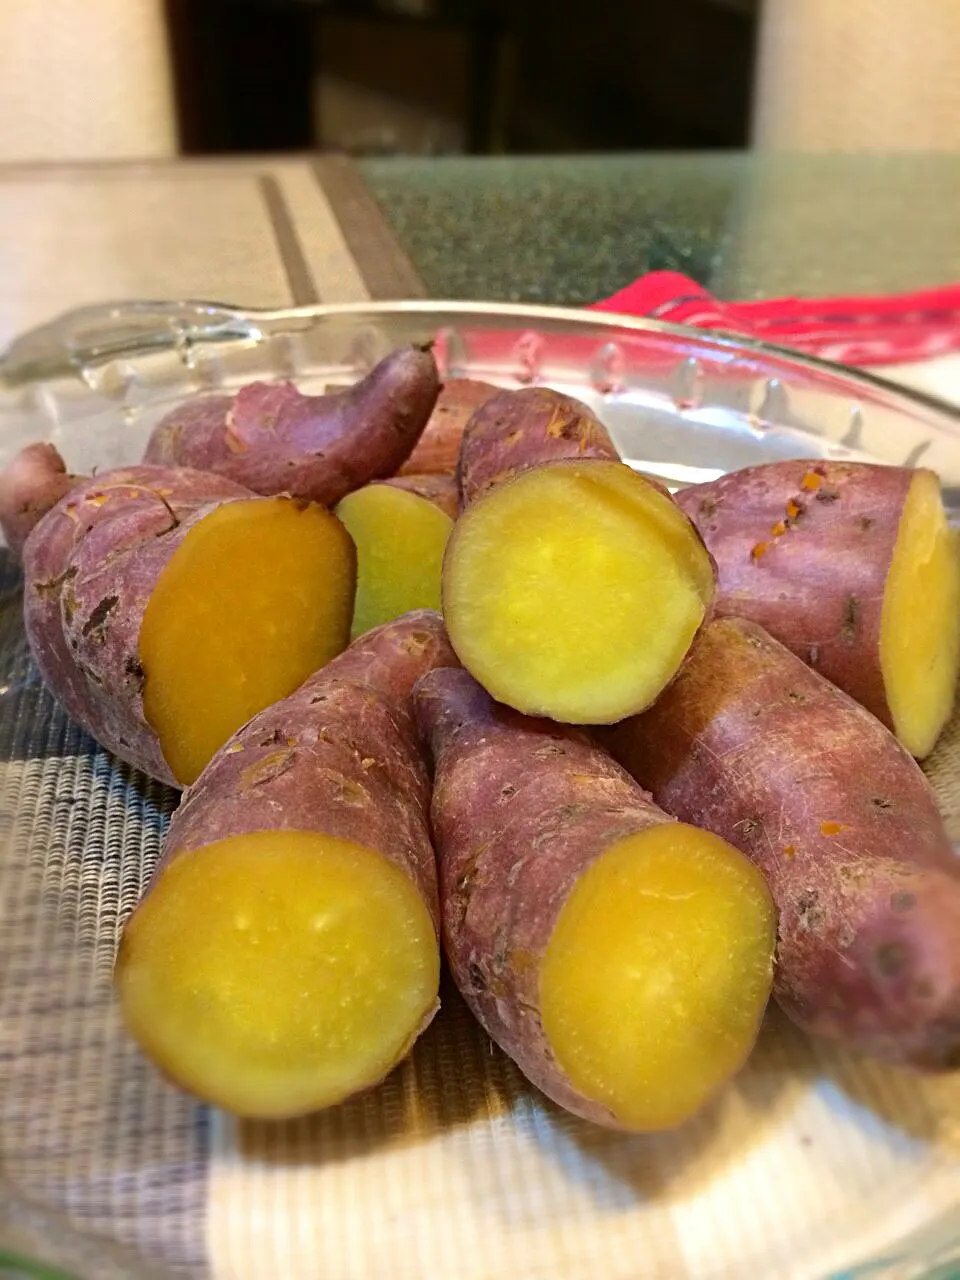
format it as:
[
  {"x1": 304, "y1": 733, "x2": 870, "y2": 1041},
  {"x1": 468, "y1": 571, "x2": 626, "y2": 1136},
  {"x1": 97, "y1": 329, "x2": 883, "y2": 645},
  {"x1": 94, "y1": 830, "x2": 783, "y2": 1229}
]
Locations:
[{"x1": 2, "y1": 0, "x2": 960, "y2": 163}]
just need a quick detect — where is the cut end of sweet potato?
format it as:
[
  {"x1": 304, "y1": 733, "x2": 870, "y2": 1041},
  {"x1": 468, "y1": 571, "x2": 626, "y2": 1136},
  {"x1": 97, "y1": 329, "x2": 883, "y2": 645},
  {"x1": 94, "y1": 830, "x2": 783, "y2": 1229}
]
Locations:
[
  {"x1": 540, "y1": 822, "x2": 775, "y2": 1131},
  {"x1": 442, "y1": 460, "x2": 714, "y2": 723},
  {"x1": 116, "y1": 831, "x2": 440, "y2": 1118},
  {"x1": 140, "y1": 496, "x2": 355, "y2": 785},
  {"x1": 880, "y1": 470, "x2": 960, "y2": 758},
  {"x1": 335, "y1": 483, "x2": 454, "y2": 640}
]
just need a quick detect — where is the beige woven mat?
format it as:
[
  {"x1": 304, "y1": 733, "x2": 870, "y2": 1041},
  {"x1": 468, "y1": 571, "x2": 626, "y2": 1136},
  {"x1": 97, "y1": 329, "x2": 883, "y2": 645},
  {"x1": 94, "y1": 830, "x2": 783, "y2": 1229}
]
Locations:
[{"x1": 0, "y1": 157, "x2": 958, "y2": 1280}]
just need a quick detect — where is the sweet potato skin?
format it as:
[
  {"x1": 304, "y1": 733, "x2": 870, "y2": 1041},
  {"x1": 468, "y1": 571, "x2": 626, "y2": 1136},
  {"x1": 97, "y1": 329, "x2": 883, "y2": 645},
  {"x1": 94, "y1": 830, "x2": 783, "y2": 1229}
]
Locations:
[
  {"x1": 24, "y1": 465, "x2": 252, "y2": 785},
  {"x1": 380, "y1": 472, "x2": 460, "y2": 519},
  {"x1": 457, "y1": 387, "x2": 620, "y2": 505},
  {"x1": 675, "y1": 461, "x2": 918, "y2": 730},
  {"x1": 0, "y1": 443, "x2": 80, "y2": 560},
  {"x1": 397, "y1": 377, "x2": 499, "y2": 476},
  {"x1": 146, "y1": 611, "x2": 456, "y2": 924},
  {"x1": 608, "y1": 617, "x2": 960, "y2": 1070},
  {"x1": 415, "y1": 666, "x2": 684, "y2": 1127},
  {"x1": 143, "y1": 345, "x2": 440, "y2": 506}
]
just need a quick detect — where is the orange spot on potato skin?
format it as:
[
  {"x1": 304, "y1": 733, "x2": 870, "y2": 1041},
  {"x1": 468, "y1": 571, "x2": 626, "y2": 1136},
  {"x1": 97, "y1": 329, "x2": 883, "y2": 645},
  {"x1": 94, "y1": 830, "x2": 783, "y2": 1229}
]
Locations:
[
  {"x1": 786, "y1": 499, "x2": 802, "y2": 520},
  {"x1": 751, "y1": 541, "x2": 770, "y2": 561},
  {"x1": 771, "y1": 520, "x2": 787, "y2": 537},
  {"x1": 801, "y1": 471, "x2": 823, "y2": 492},
  {"x1": 820, "y1": 821, "x2": 845, "y2": 836},
  {"x1": 783, "y1": 844, "x2": 796, "y2": 858}
]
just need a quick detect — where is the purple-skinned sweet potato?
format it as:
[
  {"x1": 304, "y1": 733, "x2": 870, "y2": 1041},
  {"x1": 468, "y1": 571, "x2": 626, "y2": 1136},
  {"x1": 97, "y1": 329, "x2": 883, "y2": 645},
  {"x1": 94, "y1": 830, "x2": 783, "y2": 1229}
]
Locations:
[
  {"x1": 397, "y1": 376, "x2": 499, "y2": 477},
  {"x1": 608, "y1": 616, "x2": 960, "y2": 1071},
  {"x1": 676, "y1": 460, "x2": 960, "y2": 758},
  {"x1": 143, "y1": 344, "x2": 440, "y2": 506},
  {"x1": 456, "y1": 385, "x2": 620, "y2": 506},
  {"x1": 21, "y1": 452, "x2": 355, "y2": 786},
  {"x1": 442, "y1": 402, "x2": 715, "y2": 723},
  {"x1": 116, "y1": 611, "x2": 457, "y2": 1118},
  {"x1": 415, "y1": 666, "x2": 776, "y2": 1132},
  {"x1": 381, "y1": 471, "x2": 460, "y2": 519},
  {"x1": 0, "y1": 442, "x2": 79, "y2": 560}
]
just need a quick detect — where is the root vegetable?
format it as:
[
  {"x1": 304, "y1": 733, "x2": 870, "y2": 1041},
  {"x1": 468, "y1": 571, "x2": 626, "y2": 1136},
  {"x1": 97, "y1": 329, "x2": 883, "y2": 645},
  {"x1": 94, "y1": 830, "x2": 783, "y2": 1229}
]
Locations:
[
  {"x1": 143, "y1": 344, "x2": 440, "y2": 507},
  {"x1": 116, "y1": 610, "x2": 456, "y2": 1118},
  {"x1": 21, "y1": 454, "x2": 355, "y2": 786},
  {"x1": 335, "y1": 480, "x2": 455, "y2": 639},
  {"x1": 415, "y1": 666, "x2": 776, "y2": 1132},
  {"x1": 456, "y1": 385, "x2": 620, "y2": 506},
  {"x1": 442, "y1": 454, "x2": 715, "y2": 724},
  {"x1": 608, "y1": 616, "x2": 960, "y2": 1070},
  {"x1": 397, "y1": 377, "x2": 499, "y2": 476},
  {"x1": 677, "y1": 461, "x2": 960, "y2": 758}
]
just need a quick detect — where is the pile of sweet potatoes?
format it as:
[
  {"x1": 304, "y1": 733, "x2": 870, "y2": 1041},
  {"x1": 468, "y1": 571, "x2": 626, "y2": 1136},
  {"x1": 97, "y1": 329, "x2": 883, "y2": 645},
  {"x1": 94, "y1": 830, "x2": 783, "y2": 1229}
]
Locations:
[{"x1": 4, "y1": 340, "x2": 960, "y2": 1131}]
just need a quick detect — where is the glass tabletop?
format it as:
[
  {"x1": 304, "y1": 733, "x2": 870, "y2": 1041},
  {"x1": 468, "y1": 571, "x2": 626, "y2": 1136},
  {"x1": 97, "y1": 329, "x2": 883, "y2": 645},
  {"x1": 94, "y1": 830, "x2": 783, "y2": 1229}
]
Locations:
[{"x1": 359, "y1": 152, "x2": 960, "y2": 303}]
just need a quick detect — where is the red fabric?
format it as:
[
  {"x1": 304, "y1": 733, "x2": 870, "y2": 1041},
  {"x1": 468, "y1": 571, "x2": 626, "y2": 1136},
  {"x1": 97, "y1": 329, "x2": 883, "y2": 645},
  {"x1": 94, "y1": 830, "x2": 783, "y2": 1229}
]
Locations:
[{"x1": 591, "y1": 271, "x2": 960, "y2": 367}]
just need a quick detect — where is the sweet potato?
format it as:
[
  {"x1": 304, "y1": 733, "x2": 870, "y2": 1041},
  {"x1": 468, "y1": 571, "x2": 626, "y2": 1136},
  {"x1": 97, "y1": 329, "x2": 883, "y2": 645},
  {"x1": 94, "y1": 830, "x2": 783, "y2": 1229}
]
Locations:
[
  {"x1": 415, "y1": 666, "x2": 776, "y2": 1132},
  {"x1": 0, "y1": 442, "x2": 79, "y2": 560},
  {"x1": 456, "y1": 386, "x2": 620, "y2": 506},
  {"x1": 397, "y1": 377, "x2": 499, "y2": 476},
  {"x1": 608, "y1": 617, "x2": 960, "y2": 1070},
  {"x1": 381, "y1": 471, "x2": 460, "y2": 520},
  {"x1": 676, "y1": 461, "x2": 960, "y2": 758},
  {"x1": 21, "y1": 453, "x2": 355, "y2": 786},
  {"x1": 443, "y1": 417, "x2": 715, "y2": 722},
  {"x1": 143, "y1": 344, "x2": 440, "y2": 507},
  {"x1": 116, "y1": 611, "x2": 455, "y2": 1119},
  {"x1": 335, "y1": 478, "x2": 456, "y2": 639}
]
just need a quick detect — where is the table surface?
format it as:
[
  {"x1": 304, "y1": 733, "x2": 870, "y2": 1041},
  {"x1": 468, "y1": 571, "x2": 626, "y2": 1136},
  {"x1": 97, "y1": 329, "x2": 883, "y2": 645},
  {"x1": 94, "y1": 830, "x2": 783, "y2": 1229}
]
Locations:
[{"x1": 2, "y1": 150, "x2": 960, "y2": 351}]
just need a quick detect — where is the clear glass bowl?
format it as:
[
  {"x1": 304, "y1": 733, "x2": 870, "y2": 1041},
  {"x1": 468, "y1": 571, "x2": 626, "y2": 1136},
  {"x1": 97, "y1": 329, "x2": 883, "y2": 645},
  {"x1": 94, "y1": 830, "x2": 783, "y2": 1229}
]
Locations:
[{"x1": 0, "y1": 300, "x2": 958, "y2": 1280}]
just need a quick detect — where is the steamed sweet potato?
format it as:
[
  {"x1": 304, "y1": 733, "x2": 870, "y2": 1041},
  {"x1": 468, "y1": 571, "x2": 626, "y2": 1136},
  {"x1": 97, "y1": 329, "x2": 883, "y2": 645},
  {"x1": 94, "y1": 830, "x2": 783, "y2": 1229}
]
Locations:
[
  {"x1": 397, "y1": 377, "x2": 499, "y2": 476},
  {"x1": 143, "y1": 344, "x2": 440, "y2": 506},
  {"x1": 415, "y1": 666, "x2": 776, "y2": 1132},
  {"x1": 456, "y1": 386, "x2": 620, "y2": 506},
  {"x1": 0, "y1": 442, "x2": 79, "y2": 560},
  {"x1": 21, "y1": 453, "x2": 355, "y2": 786},
  {"x1": 608, "y1": 617, "x2": 960, "y2": 1071},
  {"x1": 381, "y1": 472, "x2": 460, "y2": 519},
  {"x1": 443, "y1": 442, "x2": 715, "y2": 723},
  {"x1": 677, "y1": 461, "x2": 960, "y2": 758},
  {"x1": 116, "y1": 611, "x2": 456, "y2": 1119},
  {"x1": 335, "y1": 479, "x2": 455, "y2": 639}
]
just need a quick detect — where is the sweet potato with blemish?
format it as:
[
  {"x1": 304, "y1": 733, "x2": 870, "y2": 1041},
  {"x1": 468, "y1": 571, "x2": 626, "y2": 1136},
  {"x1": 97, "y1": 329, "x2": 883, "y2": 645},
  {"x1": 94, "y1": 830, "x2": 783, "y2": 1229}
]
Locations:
[
  {"x1": 456, "y1": 385, "x2": 620, "y2": 506},
  {"x1": 0, "y1": 442, "x2": 80, "y2": 560},
  {"x1": 116, "y1": 611, "x2": 456, "y2": 1119},
  {"x1": 676, "y1": 460, "x2": 960, "y2": 758},
  {"x1": 608, "y1": 617, "x2": 960, "y2": 1071},
  {"x1": 397, "y1": 377, "x2": 499, "y2": 476},
  {"x1": 443, "y1": 394, "x2": 715, "y2": 724},
  {"x1": 415, "y1": 666, "x2": 776, "y2": 1132},
  {"x1": 336, "y1": 478, "x2": 455, "y2": 639},
  {"x1": 21, "y1": 452, "x2": 355, "y2": 786},
  {"x1": 143, "y1": 344, "x2": 440, "y2": 506}
]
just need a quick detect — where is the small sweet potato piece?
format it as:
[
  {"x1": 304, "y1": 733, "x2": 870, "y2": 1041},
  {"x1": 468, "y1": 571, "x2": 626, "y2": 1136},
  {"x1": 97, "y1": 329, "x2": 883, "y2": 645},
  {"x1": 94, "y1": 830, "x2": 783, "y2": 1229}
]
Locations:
[
  {"x1": 457, "y1": 386, "x2": 620, "y2": 506},
  {"x1": 608, "y1": 617, "x2": 960, "y2": 1070},
  {"x1": 24, "y1": 458, "x2": 355, "y2": 786},
  {"x1": 677, "y1": 461, "x2": 960, "y2": 758},
  {"x1": 415, "y1": 667, "x2": 776, "y2": 1132},
  {"x1": 0, "y1": 443, "x2": 79, "y2": 560},
  {"x1": 143, "y1": 344, "x2": 440, "y2": 506},
  {"x1": 397, "y1": 377, "x2": 499, "y2": 476},
  {"x1": 380, "y1": 471, "x2": 460, "y2": 520},
  {"x1": 335, "y1": 481, "x2": 455, "y2": 639},
  {"x1": 442, "y1": 457, "x2": 715, "y2": 723},
  {"x1": 116, "y1": 612, "x2": 456, "y2": 1119}
]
